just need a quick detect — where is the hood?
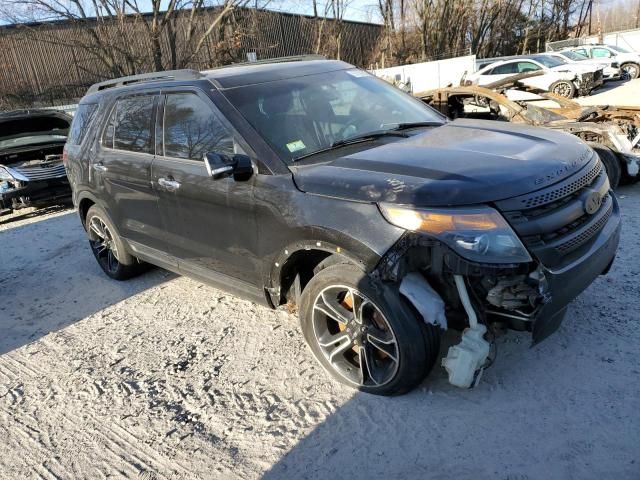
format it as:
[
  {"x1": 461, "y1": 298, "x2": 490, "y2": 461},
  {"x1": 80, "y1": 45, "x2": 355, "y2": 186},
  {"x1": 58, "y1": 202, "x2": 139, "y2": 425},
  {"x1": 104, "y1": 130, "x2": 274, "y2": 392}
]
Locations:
[
  {"x1": 292, "y1": 119, "x2": 594, "y2": 207},
  {"x1": 0, "y1": 110, "x2": 71, "y2": 154},
  {"x1": 553, "y1": 64, "x2": 600, "y2": 74},
  {"x1": 549, "y1": 65, "x2": 590, "y2": 76},
  {"x1": 615, "y1": 52, "x2": 640, "y2": 62}
]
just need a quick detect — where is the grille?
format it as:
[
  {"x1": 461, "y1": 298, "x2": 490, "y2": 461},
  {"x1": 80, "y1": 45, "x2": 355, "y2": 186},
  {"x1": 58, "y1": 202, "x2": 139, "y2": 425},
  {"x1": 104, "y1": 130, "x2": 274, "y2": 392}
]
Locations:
[
  {"x1": 522, "y1": 160, "x2": 602, "y2": 209},
  {"x1": 14, "y1": 163, "x2": 67, "y2": 181},
  {"x1": 498, "y1": 156, "x2": 613, "y2": 267},
  {"x1": 556, "y1": 196, "x2": 612, "y2": 253}
]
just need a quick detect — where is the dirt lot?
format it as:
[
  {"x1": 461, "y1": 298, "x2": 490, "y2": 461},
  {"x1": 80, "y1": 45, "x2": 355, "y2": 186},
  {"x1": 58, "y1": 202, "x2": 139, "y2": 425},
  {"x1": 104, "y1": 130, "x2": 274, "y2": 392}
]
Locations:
[
  {"x1": 3, "y1": 76, "x2": 640, "y2": 478},
  {"x1": 0, "y1": 183, "x2": 638, "y2": 480}
]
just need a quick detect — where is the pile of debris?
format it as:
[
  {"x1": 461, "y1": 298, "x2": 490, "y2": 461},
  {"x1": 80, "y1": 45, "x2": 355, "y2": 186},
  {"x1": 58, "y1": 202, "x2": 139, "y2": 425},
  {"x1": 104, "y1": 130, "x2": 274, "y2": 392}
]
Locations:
[{"x1": 417, "y1": 72, "x2": 640, "y2": 188}]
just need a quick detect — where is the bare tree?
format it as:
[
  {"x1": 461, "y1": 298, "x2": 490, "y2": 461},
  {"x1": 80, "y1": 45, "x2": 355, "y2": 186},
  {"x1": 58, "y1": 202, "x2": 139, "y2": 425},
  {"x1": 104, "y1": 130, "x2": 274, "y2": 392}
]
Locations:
[{"x1": 0, "y1": 0, "x2": 254, "y2": 76}]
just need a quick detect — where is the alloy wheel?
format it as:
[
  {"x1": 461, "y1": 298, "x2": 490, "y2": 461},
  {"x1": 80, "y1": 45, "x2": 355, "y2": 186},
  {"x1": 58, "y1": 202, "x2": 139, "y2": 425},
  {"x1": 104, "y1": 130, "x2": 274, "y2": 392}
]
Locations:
[
  {"x1": 88, "y1": 216, "x2": 121, "y2": 274},
  {"x1": 312, "y1": 285, "x2": 399, "y2": 387},
  {"x1": 622, "y1": 64, "x2": 639, "y2": 80},
  {"x1": 552, "y1": 82, "x2": 572, "y2": 97}
]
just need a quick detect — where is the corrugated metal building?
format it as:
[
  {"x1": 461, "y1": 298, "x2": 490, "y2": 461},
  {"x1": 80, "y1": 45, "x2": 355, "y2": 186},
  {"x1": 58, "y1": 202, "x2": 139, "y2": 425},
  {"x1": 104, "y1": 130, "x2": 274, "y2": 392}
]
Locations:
[{"x1": 0, "y1": 7, "x2": 382, "y2": 108}]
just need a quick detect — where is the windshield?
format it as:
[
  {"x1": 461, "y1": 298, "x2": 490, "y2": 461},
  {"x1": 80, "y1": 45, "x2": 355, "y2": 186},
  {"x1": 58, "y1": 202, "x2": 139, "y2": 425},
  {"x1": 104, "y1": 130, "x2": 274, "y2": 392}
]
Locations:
[
  {"x1": 561, "y1": 50, "x2": 588, "y2": 61},
  {"x1": 223, "y1": 69, "x2": 444, "y2": 162},
  {"x1": 533, "y1": 55, "x2": 566, "y2": 67},
  {"x1": 610, "y1": 45, "x2": 631, "y2": 53}
]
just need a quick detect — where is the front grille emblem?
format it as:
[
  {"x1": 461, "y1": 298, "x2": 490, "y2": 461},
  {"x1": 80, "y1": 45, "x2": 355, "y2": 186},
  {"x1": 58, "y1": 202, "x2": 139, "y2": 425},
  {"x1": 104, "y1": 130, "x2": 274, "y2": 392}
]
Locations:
[{"x1": 584, "y1": 191, "x2": 602, "y2": 215}]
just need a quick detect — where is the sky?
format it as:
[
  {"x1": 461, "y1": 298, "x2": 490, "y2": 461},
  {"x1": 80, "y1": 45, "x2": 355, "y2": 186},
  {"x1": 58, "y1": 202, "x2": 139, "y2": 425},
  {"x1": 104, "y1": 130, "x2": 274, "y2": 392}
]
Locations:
[
  {"x1": 0, "y1": 0, "x2": 382, "y2": 26},
  {"x1": 266, "y1": 0, "x2": 381, "y2": 23}
]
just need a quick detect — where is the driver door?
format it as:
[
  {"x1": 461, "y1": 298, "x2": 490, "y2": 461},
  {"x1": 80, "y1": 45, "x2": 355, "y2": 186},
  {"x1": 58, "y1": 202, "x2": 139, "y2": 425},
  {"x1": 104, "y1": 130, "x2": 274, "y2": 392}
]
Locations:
[{"x1": 151, "y1": 89, "x2": 260, "y2": 290}]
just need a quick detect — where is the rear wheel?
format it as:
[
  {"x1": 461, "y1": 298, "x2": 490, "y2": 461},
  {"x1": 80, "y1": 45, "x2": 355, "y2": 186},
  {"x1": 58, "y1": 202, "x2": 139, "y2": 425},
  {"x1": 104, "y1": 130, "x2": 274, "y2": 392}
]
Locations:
[
  {"x1": 86, "y1": 205, "x2": 145, "y2": 280},
  {"x1": 589, "y1": 143, "x2": 621, "y2": 189},
  {"x1": 550, "y1": 80, "x2": 576, "y2": 98},
  {"x1": 299, "y1": 264, "x2": 440, "y2": 396}
]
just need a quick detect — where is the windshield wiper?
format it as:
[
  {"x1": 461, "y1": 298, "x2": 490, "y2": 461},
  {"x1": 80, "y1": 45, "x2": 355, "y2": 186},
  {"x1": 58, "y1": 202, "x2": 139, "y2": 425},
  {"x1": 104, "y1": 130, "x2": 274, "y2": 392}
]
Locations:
[
  {"x1": 330, "y1": 129, "x2": 409, "y2": 148},
  {"x1": 385, "y1": 121, "x2": 445, "y2": 131},
  {"x1": 293, "y1": 130, "x2": 409, "y2": 162}
]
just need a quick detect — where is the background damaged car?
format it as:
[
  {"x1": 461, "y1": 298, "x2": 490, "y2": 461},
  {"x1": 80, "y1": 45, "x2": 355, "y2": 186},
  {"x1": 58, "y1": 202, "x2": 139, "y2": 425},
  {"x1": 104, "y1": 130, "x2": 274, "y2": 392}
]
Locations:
[
  {"x1": 418, "y1": 77, "x2": 640, "y2": 189},
  {"x1": 0, "y1": 109, "x2": 73, "y2": 215}
]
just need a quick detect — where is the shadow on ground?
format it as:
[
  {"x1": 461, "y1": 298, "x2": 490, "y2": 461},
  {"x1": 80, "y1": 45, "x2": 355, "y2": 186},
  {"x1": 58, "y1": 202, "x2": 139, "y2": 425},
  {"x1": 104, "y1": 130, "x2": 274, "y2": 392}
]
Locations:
[{"x1": 0, "y1": 210, "x2": 172, "y2": 355}]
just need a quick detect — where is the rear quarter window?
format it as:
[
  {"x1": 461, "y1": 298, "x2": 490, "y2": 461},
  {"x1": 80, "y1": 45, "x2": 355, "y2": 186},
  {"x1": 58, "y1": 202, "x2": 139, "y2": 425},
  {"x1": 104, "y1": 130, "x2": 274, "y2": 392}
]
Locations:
[
  {"x1": 67, "y1": 104, "x2": 98, "y2": 145},
  {"x1": 102, "y1": 95, "x2": 155, "y2": 154}
]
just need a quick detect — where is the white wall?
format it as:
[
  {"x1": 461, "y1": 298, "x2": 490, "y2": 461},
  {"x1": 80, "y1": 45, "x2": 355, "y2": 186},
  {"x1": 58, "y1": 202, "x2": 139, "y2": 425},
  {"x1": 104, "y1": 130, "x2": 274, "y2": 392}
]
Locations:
[
  {"x1": 370, "y1": 55, "x2": 476, "y2": 94},
  {"x1": 584, "y1": 28, "x2": 640, "y2": 52}
]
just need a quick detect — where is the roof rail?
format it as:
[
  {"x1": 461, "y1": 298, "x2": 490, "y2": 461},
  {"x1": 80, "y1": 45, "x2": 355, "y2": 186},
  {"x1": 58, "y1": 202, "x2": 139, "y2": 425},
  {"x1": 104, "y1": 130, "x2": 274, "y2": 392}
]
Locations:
[
  {"x1": 86, "y1": 69, "x2": 204, "y2": 94},
  {"x1": 202, "y1": 54, "x2": 326, "y2": 73}
]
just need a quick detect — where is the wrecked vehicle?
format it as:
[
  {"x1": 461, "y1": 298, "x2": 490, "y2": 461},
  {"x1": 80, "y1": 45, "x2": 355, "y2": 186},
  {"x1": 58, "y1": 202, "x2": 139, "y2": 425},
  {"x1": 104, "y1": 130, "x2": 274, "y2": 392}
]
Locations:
[
  {"x1": 0, "y1": 109, "x2": 73, "y2": 214},
  {"x1": 67, "y1": 59, "x2": 620, "y2": 395},
  {"x1": 467, "y1": 56, "x2": 600, "y2": 98},
  {"x1": 418, "y1": 81, "x2": 640, "y2": 188}
]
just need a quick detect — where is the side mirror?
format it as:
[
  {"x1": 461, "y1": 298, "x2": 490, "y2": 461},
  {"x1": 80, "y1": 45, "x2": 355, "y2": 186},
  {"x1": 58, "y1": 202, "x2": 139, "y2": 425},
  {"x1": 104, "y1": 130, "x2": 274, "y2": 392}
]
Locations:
[{"x1": 204, "y1": 152, "x2": 253, "y2": 181}]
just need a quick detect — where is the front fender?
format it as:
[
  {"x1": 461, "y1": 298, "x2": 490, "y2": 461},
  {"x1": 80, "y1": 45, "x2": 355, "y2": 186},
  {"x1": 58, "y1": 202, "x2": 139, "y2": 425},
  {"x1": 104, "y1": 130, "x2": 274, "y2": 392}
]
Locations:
[{"x1": 265, "y1": 226, "x2": 383, "y2": 292}]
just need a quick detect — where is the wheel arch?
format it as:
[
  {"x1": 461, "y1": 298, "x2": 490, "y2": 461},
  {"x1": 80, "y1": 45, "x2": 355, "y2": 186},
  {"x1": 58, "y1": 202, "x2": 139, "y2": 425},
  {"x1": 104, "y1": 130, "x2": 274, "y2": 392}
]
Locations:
[
  {"x1": 76, "y1": 191, "x2": 102, "y2": 228},
  {"x1": 267, "y1": 230, "x2": 383, "y2": 307}
]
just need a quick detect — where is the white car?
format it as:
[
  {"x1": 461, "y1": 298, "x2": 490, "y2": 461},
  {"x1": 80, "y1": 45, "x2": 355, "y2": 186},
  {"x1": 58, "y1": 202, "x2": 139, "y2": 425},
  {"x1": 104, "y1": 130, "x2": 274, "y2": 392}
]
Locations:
[
  {"x1": 468, "y1": 56, "x2": 599, "y2": 98},
  {"x1": 569, "y1": 44, "x2": 640, "y2": 79},
  {"x1": 554, "y1": 49, "x2": 621, "y2": 80}
]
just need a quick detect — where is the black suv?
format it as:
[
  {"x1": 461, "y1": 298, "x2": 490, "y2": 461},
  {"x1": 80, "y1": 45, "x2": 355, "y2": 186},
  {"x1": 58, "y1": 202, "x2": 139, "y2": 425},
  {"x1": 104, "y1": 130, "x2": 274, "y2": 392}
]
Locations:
[{"x1": 66, "y1": 59, "x2": 621, "y2": 395}]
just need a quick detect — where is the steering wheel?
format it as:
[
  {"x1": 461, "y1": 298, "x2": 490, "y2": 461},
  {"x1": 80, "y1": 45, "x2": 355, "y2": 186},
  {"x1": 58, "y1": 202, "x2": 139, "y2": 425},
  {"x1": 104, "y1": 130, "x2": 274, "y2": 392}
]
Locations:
[{"x1": 337, "y1": 123, "x2": 359, "y2": 140}]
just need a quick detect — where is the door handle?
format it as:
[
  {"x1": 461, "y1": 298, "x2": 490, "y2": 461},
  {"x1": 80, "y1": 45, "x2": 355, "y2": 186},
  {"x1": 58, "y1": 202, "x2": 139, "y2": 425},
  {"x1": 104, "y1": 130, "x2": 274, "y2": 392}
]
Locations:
[
  {"x1": 93, "y1": 163, "x2": 107, "y2": 172},
  {"x1": 158, "y1": 177, "x2": 181, "y2": 192}
]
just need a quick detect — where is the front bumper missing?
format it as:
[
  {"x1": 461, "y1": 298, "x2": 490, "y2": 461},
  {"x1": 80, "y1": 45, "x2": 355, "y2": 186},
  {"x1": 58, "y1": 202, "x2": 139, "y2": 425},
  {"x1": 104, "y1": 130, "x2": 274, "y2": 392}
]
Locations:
[{"x1": 0, "y1": 177, "x2": 71, "y2": 213}]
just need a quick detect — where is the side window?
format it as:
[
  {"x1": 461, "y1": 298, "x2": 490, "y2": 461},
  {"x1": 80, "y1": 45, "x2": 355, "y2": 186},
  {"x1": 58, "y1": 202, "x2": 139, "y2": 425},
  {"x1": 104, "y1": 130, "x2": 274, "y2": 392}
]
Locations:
[
  {"x1": 113, "y1": 96, "x2": 155, "y2": 153},
  {"x1": 68, "y1": 104, "x2": 98, "y2": 145},
  {"x1": 491, "y1": 62, "x2": 518, "y2": 75},
  {"x1": 592, "y1": 48, "x2": 612, "y2": 58},
  {"x1": 163, "y1": 93, "x2": 234, "y2": 160},
  {"x1": 517, "y1": 62, "x2": 541, "y2": 73},
  {"x1": 575, "y1": 48, "x2": 588, "y2": 57}
]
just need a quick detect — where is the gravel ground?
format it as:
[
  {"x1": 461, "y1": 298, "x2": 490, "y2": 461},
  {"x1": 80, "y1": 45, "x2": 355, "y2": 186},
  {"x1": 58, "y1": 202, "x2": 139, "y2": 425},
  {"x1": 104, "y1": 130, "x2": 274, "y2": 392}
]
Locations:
[
  {"x1": 578, "y1": 78, "x2": 640, "y2": 106},
  {"x1": 2, "y1": 78, "x2": 640, "y2": 478},
  {"x1": 1, "y1": 184, "x2": 639, "y2": 480}
]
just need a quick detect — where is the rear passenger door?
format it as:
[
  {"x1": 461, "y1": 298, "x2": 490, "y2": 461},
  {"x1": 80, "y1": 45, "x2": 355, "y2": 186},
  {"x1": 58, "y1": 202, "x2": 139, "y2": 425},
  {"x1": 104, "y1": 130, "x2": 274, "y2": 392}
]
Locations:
[
  {"x1": 151, "y1": 90, "x2": 260, "y2": 290},
  {"x1": 477, "y1": 61, "x2": 518, "y2": 85},
  {"x1": 93, "y1": 94, "x2": 167, "y2": 254}
]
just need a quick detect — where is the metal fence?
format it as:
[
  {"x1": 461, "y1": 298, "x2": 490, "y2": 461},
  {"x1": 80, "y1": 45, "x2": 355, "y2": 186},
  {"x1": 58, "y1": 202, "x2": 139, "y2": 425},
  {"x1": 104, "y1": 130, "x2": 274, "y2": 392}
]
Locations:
[{"x1": 0, "y1": 7, "x2": 382, "y2": 109}]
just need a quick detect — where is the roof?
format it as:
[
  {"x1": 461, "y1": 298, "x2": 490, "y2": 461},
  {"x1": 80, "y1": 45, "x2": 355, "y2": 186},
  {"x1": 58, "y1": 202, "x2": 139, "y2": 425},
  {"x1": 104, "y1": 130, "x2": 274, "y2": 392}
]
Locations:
[
  {"x1": 81, "y1": 59, "x2": 355, "y2": 101},
  {"x1": 203, "y1": 59, "x2": 353, "y2": 89}
]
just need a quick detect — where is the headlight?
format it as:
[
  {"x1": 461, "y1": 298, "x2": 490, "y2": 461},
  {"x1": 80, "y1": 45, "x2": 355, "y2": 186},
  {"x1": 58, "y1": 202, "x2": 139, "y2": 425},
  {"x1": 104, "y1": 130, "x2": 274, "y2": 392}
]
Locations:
[
  {"x1": 0, "y1": 166, "x2": 28, "y2": 182},
  {"x1": 0, "y1": 167, "x2": 13, "y2": 181},
  {"x1": 379, "y1": 204, "x2": 532, "y2": 264}
]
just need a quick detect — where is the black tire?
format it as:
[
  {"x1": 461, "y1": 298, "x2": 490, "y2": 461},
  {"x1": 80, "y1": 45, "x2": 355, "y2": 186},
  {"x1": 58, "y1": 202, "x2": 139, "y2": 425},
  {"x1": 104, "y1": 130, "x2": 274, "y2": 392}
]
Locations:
[
  {"x1": 85, "y1": 205, "x2": 145, "y2": 280},
  {"x1": 621, "y1": 62, "x2": 640, "y2": 80},
  {"x1": 549, "y1": 80, "x2": 576, "y2": 98},
  {"x1": 588, "y1": 143, "x2": 621, "y2": 189},
  {"x1": 299, "y1": 264, "x2": 440, "y2": 396}
]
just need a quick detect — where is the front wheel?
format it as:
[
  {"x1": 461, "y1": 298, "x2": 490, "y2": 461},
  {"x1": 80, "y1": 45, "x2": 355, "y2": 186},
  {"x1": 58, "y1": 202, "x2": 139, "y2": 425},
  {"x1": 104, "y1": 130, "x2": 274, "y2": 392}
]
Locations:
[
  {"x1": 589, "y1": 143, "x2": 621, "y2": 189},
  {"x1": 621, "y1": 62, "x2": 639, "y2": 80},
  {"x1": 299, "y1": 264, "x2": 440, "y2": 396},
  {"x1": 550, "y1": 80, "x2": 576, "y2": 98}
]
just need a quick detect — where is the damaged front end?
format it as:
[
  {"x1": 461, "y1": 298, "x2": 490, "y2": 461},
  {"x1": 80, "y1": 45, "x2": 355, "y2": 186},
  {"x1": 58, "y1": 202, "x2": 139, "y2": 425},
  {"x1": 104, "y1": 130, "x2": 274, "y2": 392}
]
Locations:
[
  {"x1": 0, "y1": 110, "x2": 72, "y2": 214},
  {"x1": 373, "y1": 153, "x2": 621, "y2": 387}
]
